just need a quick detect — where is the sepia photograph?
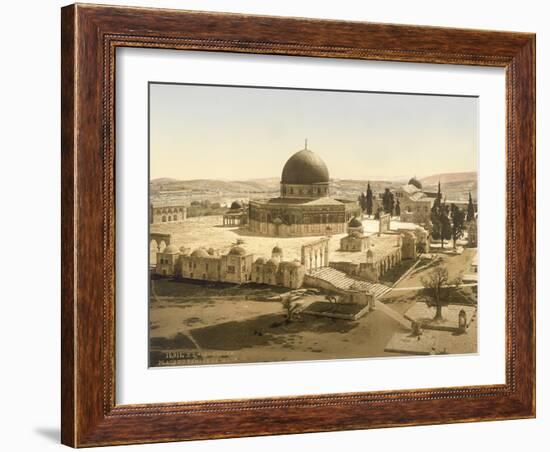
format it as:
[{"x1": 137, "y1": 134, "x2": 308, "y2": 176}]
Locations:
[{"x1": 148, "y1": 82, "x2": 479, "y2": 367}]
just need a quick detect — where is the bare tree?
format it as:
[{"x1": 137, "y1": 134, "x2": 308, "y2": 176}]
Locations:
[
  {"x1": 420, "y1": 266, "x2": 461, "y2": 320},
  {"x1": 325, "y1": 294, "x2": 339, "y2": 312},
  {"x1": 281, "y1": 298, "x2": 300, "y2": 323}
]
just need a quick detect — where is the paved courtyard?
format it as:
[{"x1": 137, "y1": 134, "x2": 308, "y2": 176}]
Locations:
[{"x1": 151, "y1": 215, "x2": 417, "y2": 265}]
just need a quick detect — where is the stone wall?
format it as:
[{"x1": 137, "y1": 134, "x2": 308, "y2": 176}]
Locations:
[
  {"x1": 150, "y1": 205, "x2": 187, "y2": 224},
  {"x1": 248, "y1": 218, "x2": 346, "y2": 237}
]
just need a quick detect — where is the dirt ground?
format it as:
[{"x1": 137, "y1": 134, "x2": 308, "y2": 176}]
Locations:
[
  {"x1": 392, "y1": 248, "x2": 478, "y2": 289},
  {"x1": 149, "y1": 279, "x2": 411, "y2": 367}
]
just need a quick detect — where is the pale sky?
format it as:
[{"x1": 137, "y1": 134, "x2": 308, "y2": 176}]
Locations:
[{"x1": 149, "y1": 83, "x2": 478, "y2": 181}]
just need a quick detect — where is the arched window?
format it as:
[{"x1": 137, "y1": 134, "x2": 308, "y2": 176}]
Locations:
[
  {"x1": 173, "y1": 214, "x2": 178, "y2": 221},
  {"x1": 162, "y1": 215, "x2": 166, "y2": 222},
  {"x1": 168, "y1": 215, "x2": 172, "y2": 221}
]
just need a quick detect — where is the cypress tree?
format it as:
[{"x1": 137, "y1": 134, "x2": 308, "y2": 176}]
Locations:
[
  {"x1": 389, "y1": 192, "x2": 395, "y2": 216},
  {"x1": 467, "y1": 192, "x2": 475, "y2": 222},
  {"x1": 366, "y1": 182, "x2": 373, "y2": 217},
  {"x1": 434, "y1": 180, "x2": 442, "y2": 209},
  {"x1": 439, "y1": 204, "x2": 451, "y2": 249},
  {"x1": 431, "y1": 203, "x2": 441, "y2": 241},
  {"x1": 451, "y1": 204, "x2": 466, "y2": 249},
  {"x1": 382, "y1": 188, "x2": 392, "y2": 214}
]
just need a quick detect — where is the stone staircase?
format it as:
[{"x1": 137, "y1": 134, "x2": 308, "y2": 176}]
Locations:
[
  {"x1": 307, "y1": 267, "x2": 411, "y2": 330},
  {"x1": 372, "y1": 300, "x2": 412, "y2": 330},
  {"x1": 308, "y1": 267, "x2": 392, "y2": 298}
]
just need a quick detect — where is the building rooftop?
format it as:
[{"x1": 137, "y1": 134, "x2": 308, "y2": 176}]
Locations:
[
  {"x1": 281, "y1": 148, "x2": 329, "y2": 185},
  {"x1": 228, "y1": 245, "x2": 248, "y2": 256},
  {"x1": 251, "y1": 196, "x2": 345, "y2": 207}
]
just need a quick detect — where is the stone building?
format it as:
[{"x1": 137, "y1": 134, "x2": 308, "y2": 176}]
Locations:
[
  {"x1": 340, "y1": 217, "x2": 370, "y2": 252},
  {"x1": 248, "y1": 144, "x2": 361, "y2": 237},
  {"x1": 251, "y1": 246, "x2": 305, "y2": 289},
  {"x1": 181, "y1": 245, "x2": 254, "y2": 284},
  {"x1": 359, "y1": 235, "x2": 404, "y2": 281},
  {"x1": 373, "y1": 177, "x2": 436, "y2": 225},
  {"x1": 222, "y1": 200, "x2": 248, "y2": 227},
  {"x1": 398, "y1": 231, "x2": 417, "y2": 260},
  {"x1": 155, "y1": 242, "x2": 307, "y2": 289},
  {"x1": 394, "y1": 178, "x2": 436, "y2": 224},
  {"x1": 149, "y1": 232, "x2": 171, "y2": 266},
  {"x1": 150, "y1": 201, "x2": 187, "y2": 224},
  {"x1": 155, "y1": 244, "x2": 181, "y2": 276},
  {"x1": 395, "y1": 225, "x2": 430, "y2": 255}
]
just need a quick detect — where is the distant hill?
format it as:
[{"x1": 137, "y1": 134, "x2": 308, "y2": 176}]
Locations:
[
  {"x1": 419, "y1": 172, "x2": 477, "y2": 202},
  {"x1": 150, "y1": 178, "x2": 279, "y2": 194},
  {"x1": 420, "y1": 172, "x2": 477, "y2": 186},
  {"x1": 150, "y1": 172, "x2": 477, "y2": 203}
]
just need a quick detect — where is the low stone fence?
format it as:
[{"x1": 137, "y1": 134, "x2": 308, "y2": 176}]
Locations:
[
  {"x1": 329, "y1": 261, "x2": 360, "y2": 276},
  {"x1": 302, "y1": 303, "x2": 371, "y2": 321}
]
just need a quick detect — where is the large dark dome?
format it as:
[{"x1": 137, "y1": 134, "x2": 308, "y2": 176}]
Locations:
[
  {"x1": 281, "y1": 149, "x2": 329, "y2": 185},
  {"x1": 408, "y1": 177, "x2": 422, "y2": 190}
]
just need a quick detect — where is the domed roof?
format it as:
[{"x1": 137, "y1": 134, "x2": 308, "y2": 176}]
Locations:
[
  {"x1": 163, "y1": 244, "x2": 179, "y2": 254},
  {"x1": 408, "y1": 177, "x2": 422, "y2": 190},
  {"x1": 228, "y1": 245, "x2": 247, "y2": 256},
  {"x1": 272, "y1": 245, "x2": 283, "y2": 254},
  {"x1": 230, "y1": 200, "x2": 243, "y2": 210},
  {"x1": 191, "y1": 248, "x2": 209, "y2": 258},
  {"x1": 281, "y1": 149, "x2": 329, "y2": 185},
  {"x1": 350, "y1": 231, "x2": 363, "y2": 238},
  {"x1": 348, "y1": 216, "x2": 362, "y2": 228},
  {"x1": 265, "y1": 258, "x2": 279, "y2": 267},
  {"x1": 254, "y1": 257, "x2": 266, "y2": 264}
]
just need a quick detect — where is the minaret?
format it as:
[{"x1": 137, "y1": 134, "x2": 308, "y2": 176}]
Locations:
[{"x1": 304, "y1": 138, "x2": 308, "y2": 150}]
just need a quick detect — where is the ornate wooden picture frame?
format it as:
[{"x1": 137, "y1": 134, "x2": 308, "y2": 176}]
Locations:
[{"x1": 61, "y1": 3, "x2": 535, "y2": 447}]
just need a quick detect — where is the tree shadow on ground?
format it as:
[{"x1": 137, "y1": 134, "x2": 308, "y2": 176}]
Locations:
[
  {"x1": 192, "y1": 313, "x2": 358, "y2": 351},
  {"x1": 409, "y1": 257, "x2": 441, "y2": 277},
  {"x1": 150, "y1": 332, "x2": 196, "y2": 349}
]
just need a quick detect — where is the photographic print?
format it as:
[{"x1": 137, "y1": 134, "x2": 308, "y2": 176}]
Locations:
[{"x1": 148, "y1": 83, "x2": 479, "y2": 367}]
